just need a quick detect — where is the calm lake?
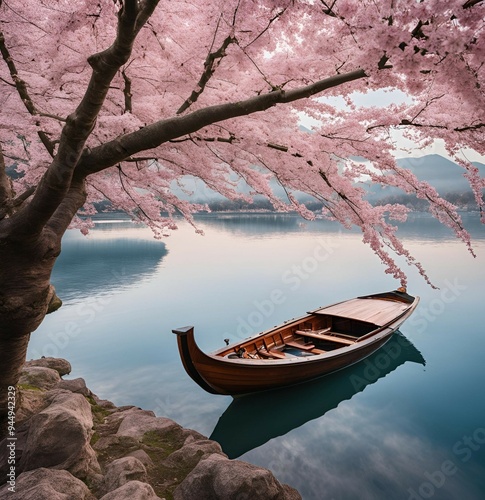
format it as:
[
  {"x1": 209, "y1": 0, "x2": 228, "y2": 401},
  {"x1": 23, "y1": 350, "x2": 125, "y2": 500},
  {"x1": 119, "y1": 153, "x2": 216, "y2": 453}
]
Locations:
[{"x1": 27, "y1": 213, "x2": 485, "y2": 500}]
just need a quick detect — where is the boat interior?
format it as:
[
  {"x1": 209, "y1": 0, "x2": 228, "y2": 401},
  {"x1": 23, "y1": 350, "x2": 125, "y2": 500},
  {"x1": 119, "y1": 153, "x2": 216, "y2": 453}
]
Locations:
[{"x1": 220, "y1": 313, "x2": 379, "y2": 360}]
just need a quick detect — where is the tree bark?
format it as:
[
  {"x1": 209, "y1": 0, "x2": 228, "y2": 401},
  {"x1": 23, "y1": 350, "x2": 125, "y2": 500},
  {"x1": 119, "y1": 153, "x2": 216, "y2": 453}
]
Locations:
[
  {"x1": 0, "y1": 224, "x2": 63, "y2": 437},
  {"x1": 0, "y1": 332, "x2": 30, "y2": 436}
]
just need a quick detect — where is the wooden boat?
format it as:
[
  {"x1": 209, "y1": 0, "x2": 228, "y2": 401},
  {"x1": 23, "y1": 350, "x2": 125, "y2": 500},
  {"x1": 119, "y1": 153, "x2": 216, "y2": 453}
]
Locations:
[
  {"x1": 210, "y1": 332, "x2": 426, "y2": 458},
  {"x1": 172, "y1": 288, "x2": 419, "y2": 396}
]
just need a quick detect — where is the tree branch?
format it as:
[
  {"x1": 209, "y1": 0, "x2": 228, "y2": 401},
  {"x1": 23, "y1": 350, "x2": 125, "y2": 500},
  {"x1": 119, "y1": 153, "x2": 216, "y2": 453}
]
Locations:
[
  {"x1": 463, "y1": 0, "x2": 484, "y2": 8},
  {"x1": 44, "y1": 176, "x2": 87, "y2": 237},
  {"x1": 0, "y1": 30, "x2": 56, "y2": 156},
  {"x1": 368, "y1": 119, "x2": 484, "y2": 133},
  {"x1": 455, "y1": 122, "x2": 485, "y2": 132},
  {"x1": 122, "y1": 69, "x2": 133, "y2": 113},
  {"x1": 177, "y1": 33, "x2": 236, "y2": 115},
  {"x1": 79, "y1": 68, "x2": 368, "y2": 175}
]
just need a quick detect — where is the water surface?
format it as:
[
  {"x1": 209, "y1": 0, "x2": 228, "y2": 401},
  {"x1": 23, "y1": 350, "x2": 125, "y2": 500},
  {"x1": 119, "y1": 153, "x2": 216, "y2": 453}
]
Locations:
[{"x1": 28, "y1": 213, "x2": 485, "y2": 500}]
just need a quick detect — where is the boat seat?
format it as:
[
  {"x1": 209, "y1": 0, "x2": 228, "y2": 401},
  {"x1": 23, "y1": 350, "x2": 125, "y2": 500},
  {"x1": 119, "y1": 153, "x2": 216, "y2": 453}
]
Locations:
[
  {"x1": 310, "y1": 348, "x2": 326, "y2": 354},
  {"x1": 258, "y1": 349, "x2": 286, "y2": 359},
  {"x1": 295, "y1": 330, "x2": 355, "y2": 345},
  {"x1": 285, "y1": 341, "x2": 315, "y2": 351}
]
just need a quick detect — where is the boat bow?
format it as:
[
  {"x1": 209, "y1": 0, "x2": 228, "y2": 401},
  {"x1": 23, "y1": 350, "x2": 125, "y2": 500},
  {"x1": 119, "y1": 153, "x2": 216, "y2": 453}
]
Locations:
[{"x1": 172, "y1": 326, "x2": 221, "y2": 394}]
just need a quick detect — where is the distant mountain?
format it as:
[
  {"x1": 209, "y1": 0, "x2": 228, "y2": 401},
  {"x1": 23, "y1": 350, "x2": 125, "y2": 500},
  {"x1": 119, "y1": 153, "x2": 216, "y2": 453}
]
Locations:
[
  {"x1": 364, "y1": 154, "x2": 485, "y2": 210},
  {"x1": 172, "y1": 154, "x2": 484, "y2": 212},
  {"x1": 396, "y1": 154, "x2": 485, "y2": 194}
]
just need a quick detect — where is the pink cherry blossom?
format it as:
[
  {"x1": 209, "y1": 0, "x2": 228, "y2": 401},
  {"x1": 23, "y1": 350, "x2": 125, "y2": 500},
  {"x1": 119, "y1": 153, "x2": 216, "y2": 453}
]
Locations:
[{"x1": 1, "y1": 0, "x2": 484, "y2": 286}]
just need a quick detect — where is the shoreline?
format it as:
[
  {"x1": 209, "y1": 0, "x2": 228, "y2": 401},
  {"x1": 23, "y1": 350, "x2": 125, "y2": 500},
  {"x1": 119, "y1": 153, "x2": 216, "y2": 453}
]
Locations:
[{"x1": 0, "y1": 357, "x2": 301, "y2": 499}]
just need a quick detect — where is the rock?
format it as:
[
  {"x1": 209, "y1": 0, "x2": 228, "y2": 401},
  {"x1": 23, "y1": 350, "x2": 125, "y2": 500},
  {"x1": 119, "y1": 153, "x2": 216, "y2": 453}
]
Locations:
[
  {"x1": 93, "y1": 434, "x2": 141, "y2": 455},
  {"x1": 0, "y1": 468, "x2": 95, "y2": 499},
  {"x1": 116, "y1": 408, "x2": 179, "y2": 440},
  {"x1": 57, "y1": 377, "x2": 91, "y2": 396},
  {"x1": 99, "y1": 457, "x2": 147, "y2": 495},
  {"x1": 25, "y1": 357, "x2": 71, "y2": 376},
  {"x1": 19, "y1": 366, "x2": 61, "y2": 390},
  {"x1": 126, "y1": 449, "x2": 154, "y2": 467},
  {"x1": 173, "y1": 453, "x2": 301, "y2": 500},
  {"x1": 93, "y1": 396, "x2": 117, "y2": 410},
  {"x1": 4, "y1": 358, "x2": 303, "y2": 500},
  {"x1": 18, "y1": 390, "x2": 100, "y2": 481},
  {"x1": 99, "y1": 480, "x2": 161, "y2": 500},
  {"x1": 15, "y1": 386, "x2": 50, "y2": 424},
  {"x1": 165, "y1": 439, "x2": 226, "y2": 470}
]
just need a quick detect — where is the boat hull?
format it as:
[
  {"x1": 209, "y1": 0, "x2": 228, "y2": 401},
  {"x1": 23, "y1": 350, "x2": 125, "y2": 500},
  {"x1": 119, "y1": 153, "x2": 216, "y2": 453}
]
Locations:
[{"x1": 173, "y1": 290, "x2": 419, "y2": 396}]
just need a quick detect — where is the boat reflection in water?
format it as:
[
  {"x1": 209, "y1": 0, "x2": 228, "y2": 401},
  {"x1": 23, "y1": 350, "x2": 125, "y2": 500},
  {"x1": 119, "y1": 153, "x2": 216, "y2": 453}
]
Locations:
[{"x1": 210, "y1": 332, "x2": 425, "y2": 458}]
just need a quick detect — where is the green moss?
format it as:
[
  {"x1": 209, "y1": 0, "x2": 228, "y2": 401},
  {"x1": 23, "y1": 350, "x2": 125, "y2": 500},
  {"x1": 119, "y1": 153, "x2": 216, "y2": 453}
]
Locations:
[
  {"x1": 85, "y1": 395, "x2": 111, "y2": 425},
  {"x1": 141, "y1": 428, "x2": 183, "y2": 459},
  {"x1": 90, "y1": 432, "x2": 100, "y2": 446},
  {"x1": 18, "y1": 383, "x2": 43, "y2": 392},
  {"x1": 94, "y1": 435, "x2": 141, "y2": 468},
  {"x1": 140, "y1": 428, "x2": 196, "y2": 500},
  {"x1": 86, "y1": 394, "x2": 97, "y2": 405}
]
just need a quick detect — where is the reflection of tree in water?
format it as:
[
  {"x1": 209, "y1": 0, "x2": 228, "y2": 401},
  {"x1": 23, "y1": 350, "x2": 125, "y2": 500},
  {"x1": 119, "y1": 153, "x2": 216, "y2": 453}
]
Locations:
[
  {"x1": 52, "y1": 236, "x2": 167, "y2": 303},
  {"x1": 210, "y1": 332, "x2": 425, "y2": 459}
]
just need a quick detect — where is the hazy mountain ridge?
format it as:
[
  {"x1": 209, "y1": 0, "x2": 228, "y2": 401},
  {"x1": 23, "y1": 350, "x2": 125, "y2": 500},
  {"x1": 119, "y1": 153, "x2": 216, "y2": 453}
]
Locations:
[
  {"x1": 196, "y1": 154, "x2": 485, "y2": 212},
  {"x1": 364, "y1": 154, "x2": 485, "y2": 211}
]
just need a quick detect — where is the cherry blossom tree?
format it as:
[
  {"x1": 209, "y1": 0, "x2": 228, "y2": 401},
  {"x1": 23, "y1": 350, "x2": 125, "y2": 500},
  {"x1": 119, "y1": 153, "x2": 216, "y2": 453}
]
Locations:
[{"x1": 1, "y1": 0, "x2": 484, "y2": 432}]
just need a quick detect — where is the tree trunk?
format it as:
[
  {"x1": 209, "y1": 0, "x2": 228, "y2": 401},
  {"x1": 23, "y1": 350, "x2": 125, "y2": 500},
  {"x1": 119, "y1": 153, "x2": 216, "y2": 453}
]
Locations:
[
  {"x1": 0, "y1": 231, "x2": 60, "y2": 438},
  {"x1": 0, "y1": 332, "x2": 30, "y2": 437}
]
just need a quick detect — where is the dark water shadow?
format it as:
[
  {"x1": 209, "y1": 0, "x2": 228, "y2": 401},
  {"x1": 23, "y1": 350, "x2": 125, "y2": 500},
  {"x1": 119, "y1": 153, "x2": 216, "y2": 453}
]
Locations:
[{"x1": 209, "y1": 332, "x2": 425, "y2": 458}]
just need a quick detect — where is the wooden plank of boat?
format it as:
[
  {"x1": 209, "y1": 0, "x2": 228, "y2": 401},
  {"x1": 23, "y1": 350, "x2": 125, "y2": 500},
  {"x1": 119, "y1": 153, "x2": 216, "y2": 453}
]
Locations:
[
  {"x1": 172, "y1": 288, "x2": 420, "y2": 396},
  {"x1": 313, "y1": 298, "x2": 410, "y2": 326},
  {"x1": 295, "y1": 330, "x2": 356, "y2": 345},
  {"x1": 285, "y1": 340, "x2": 316, "y2": 351},
  {"x1": 258, "y1": 349, "x2": 286, "y2": 359}
]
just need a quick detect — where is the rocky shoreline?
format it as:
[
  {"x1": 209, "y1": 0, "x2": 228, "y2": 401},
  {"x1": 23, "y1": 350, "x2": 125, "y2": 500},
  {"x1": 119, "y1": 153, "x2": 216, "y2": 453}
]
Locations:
[{"x1": 0, "y1": 357, "x2": 301, "y2": 499}]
